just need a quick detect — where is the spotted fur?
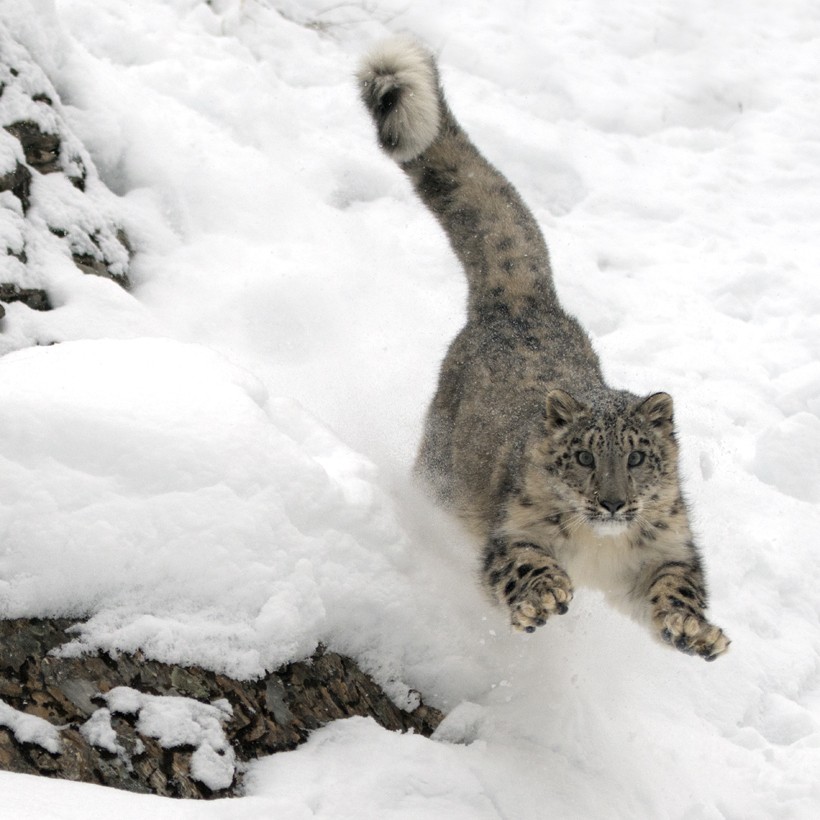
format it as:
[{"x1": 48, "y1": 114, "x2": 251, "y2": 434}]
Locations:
[{"x1": 359, "y1": 40, "x2": 729, "y2": 660}]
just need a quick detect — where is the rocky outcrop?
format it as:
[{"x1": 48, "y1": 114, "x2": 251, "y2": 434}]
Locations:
[
  {"x1": 0, "y1": 23, "x2": 131, "y2": 337},
  {"x1": 0, "y1": 618, "x2": 442, "y2": 798}
]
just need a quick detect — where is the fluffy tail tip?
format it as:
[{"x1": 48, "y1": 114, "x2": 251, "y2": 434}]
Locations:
[{"x1": 358, "y1": 37, "x2": 441, "y2": 163}]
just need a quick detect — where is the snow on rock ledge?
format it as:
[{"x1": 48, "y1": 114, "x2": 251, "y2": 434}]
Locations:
[
  {"x1": 0, "y1": 337, "x2": 416, "y2": 683},
  {"x1": 0, "y1": 618, "x2": 442, "y2": 798},
  {"x1": 102, "y1": 687, "x2": 236, "y2": 792}
]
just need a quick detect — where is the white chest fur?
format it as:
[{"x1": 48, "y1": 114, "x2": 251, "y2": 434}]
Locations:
[{"x1": 558, "y1": 524, "x2": 642, "y2": 599}]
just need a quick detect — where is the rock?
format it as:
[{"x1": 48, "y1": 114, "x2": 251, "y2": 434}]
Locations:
[
  {"x1": 0, "y1": 283, "x2": 51, "y2": 311},
  {"x1": 0, "y1": 618, "x2": 443, "y2": 799},
  {"x1": 3, "y1": 120, "x2": 63, "y2": 177},
  {"x1": 0, "y1": 160, "x2": 31, "y2": 212}
]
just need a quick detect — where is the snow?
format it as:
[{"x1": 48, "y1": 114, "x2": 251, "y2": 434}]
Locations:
[
  {"x1": 0, "y1": 699, "x2": 62, "y2": 754},
  {"x1": 0, "y1": 20, "x2": 126, "y2": 272},
  {"x1": 0, "y1": 0, "x2": 818, "y2": 817},
  {"x1": 102, "y1": 687, "x2": 236, "y2": 791},
  {"x1": 79, "y1": 707, "x2": 120, "y2": 756}
]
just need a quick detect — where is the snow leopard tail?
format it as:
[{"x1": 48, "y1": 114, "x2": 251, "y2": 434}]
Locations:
[{"x1": 358, "y1": 38, "x2": 556, "y2": 316}]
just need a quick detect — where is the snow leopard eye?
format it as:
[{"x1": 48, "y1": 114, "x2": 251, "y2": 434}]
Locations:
[
  {"x1": 576, "y1": 450, "x2": 595, "y2": 468},
  {"x1": 627, "y1": 451, "x2": 646, "y2": 468}
]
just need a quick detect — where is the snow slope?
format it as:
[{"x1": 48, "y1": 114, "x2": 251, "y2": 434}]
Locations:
[{"x1": 1, "y1": 0, "x2": 818, "y2": 816}]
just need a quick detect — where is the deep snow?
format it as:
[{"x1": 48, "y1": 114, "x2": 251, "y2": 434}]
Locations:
[{"x1": 0, "y1": 0, "x2": 818, "y2": 817}]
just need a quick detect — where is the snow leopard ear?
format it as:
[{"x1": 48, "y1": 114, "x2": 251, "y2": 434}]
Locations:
[
  {"x1": 544, "y1": 389, "x2": 585, "y2": 429},
  {"x1": 637, "y1": 392, "x2": 674, "y2": 429}
]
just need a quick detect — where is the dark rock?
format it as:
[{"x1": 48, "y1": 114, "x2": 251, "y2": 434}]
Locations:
[
  {"x1": 4, "y1": 120, "x2": 61, "y2": 175},
  {"x1": 0, "y1": 283, "x2": 52, "y2": 312},
  {"x1": 0, "y1": 159, "x2": 31, "y2": 212},
  {"x1": 0, "y1": 618, "x2": 444, "y2": 799},
  {"x1": 70, "y1": 247, "x2": 130, "y2": 288}
]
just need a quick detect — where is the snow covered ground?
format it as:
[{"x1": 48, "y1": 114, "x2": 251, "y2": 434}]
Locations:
[{"x1": 1, "y1": 0, "x2": 819, "y2": 816}]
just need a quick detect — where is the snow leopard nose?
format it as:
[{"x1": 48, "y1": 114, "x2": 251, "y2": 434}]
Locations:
[{"x1": 600, "y1": 498, "x2": 625, "y2": 515}]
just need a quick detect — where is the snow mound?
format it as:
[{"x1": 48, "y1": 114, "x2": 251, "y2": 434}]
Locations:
[
  {"x1": 0, "y1": 338, "x2": 415, "y2": 679},
  {"x1": 245, "y1": 716, "x2": 499, "y2": 820},
  {"x1": 753, "y1": 413, "x2": 820, "y2": 503}
]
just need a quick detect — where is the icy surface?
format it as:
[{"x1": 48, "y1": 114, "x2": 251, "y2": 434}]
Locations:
[{"x1": 0, "y1": 0, "x2": 818, "y2": 817}]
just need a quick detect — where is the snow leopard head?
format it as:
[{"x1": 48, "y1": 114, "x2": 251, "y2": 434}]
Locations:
[{"x1": 532, "y1": 389, "x2": 681, "y2": 533}]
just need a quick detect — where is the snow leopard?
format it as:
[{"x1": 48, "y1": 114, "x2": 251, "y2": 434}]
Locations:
[{"x1": 358, "y1": 39, "x2": 729, "y2": 661}]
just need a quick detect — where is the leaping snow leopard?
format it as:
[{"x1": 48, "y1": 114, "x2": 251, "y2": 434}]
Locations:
[{"x1": 358, "y1": 39, "x2": 729, "y2": 661}]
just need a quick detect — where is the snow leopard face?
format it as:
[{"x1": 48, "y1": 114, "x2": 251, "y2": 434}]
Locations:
[{"x1": 535, "y1": 389, "x2": 679, "y2": 532}]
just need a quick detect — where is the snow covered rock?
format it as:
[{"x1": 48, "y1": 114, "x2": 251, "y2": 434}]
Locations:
[
  {"x1": 0, "y1": 618, "x2": 442, "y2": 797},
  {"x1": 0, "y1": 698, "x2": 62, "y2": 755},
  {"x1": 0, "y1": 335, "x2": 445, "y2": 796},
  {"x1": 0, "y1": 336, "x2": 432, "y2": 685},
  {"x1": 0, "y1": 21, "x2": 130, "y2": 346}
]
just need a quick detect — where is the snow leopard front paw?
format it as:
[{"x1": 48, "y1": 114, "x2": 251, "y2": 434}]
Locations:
[
  {"x1": 655, "y1": 610, "x2": 730, "y2": 661},
  {"x1": 505, "y1": 559, "x2": 574, "y2": 633}
]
